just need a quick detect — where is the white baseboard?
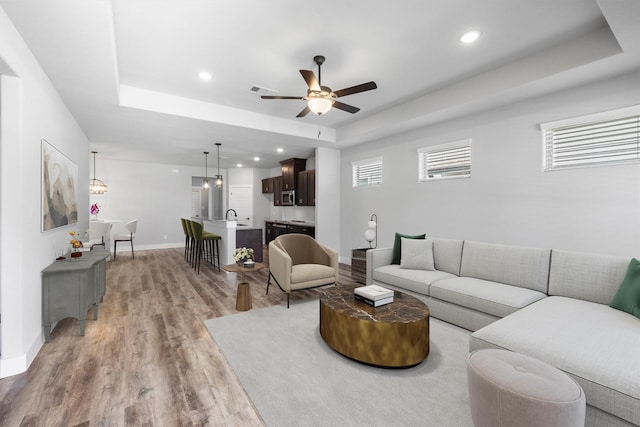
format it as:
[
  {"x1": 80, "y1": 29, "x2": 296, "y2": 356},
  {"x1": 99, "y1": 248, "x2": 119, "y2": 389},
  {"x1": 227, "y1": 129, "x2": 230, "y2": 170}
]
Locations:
[
  {"x1": 113, "y1": 242, "x2": 184, "y2": 252},
  {"x1": 0, "y1": 351, "x2": 27, "y2": 379}
]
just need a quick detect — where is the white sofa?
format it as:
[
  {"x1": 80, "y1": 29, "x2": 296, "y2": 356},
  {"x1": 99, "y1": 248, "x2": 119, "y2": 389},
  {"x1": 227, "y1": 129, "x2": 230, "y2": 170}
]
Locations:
[{"x1": 366, "y1": 239, "x2": 639, "y2": 427}]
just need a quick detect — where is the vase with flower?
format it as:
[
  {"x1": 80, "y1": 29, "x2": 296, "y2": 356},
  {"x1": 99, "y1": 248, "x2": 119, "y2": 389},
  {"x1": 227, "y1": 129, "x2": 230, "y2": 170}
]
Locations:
[
  {"x1": 233, "y1": 247, "x2": 254, "y2": 268},
  {"x1": 69, "y1": 231, "x2": 84, "y2": 259},
  {"x1": 90, "y1": 203, "x2": 100, "y2": 220}
]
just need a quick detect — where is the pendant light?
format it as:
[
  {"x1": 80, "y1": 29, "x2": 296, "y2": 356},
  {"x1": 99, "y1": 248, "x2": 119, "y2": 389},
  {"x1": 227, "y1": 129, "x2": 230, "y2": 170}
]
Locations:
[
  {"x1": 89, "y1": 151, "x2": 108, "y2": 194},
  {"x1": 202, "y1": 151, "x2": 210, "y2": 189},
  {"x1": 214, "y1": 143, "x2": 223, "y2": 189}
]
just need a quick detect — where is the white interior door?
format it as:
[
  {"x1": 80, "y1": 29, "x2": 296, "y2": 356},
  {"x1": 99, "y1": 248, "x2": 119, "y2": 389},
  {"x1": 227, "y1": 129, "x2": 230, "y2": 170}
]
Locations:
[
  {"x1": 191, "y1": 188, "x2": 201, "y2": 218},
  {"x1": 229, "y1": 185, "x2": 253, "y2": 224}
]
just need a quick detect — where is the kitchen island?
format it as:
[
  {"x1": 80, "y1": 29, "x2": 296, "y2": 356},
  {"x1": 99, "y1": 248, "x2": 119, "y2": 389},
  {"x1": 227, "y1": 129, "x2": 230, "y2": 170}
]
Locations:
[{"x1": 200, "y1": 219, "x2": 264, "y2": 265}]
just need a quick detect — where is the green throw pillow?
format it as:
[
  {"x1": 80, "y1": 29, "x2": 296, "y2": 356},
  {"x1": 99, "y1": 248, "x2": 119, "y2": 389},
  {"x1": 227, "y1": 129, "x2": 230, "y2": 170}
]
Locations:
[
  {"x1": 391, "y1": 232, "x2": 426, "y2": 265},
  {"x1": 610, "y1": 258, "x2": 640, "y2": 319}
]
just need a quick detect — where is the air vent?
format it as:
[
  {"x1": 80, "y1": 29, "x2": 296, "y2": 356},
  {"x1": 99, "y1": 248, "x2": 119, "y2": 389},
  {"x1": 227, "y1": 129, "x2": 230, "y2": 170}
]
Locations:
[{"x1": 249, "y1": 85, "x2": 277, "y2": 96}]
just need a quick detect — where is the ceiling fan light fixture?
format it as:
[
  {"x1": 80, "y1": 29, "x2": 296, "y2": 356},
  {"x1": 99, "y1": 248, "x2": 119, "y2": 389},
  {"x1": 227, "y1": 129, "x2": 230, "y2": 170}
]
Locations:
[{"x1": 308, "y1": 97, "x2": 333, "y2": 115}]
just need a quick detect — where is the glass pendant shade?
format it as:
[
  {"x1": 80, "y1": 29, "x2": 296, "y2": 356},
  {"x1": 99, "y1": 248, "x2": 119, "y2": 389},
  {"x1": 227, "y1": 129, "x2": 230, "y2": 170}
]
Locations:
[
  {"x1": 89, "y1": 151, "x2": 108, "y2": 194},
  {"x1": 214, "y1": 142, "x2": 223, "y2": 189},
  {"x1": 307, "y1": 97, "x2": 333, "y2": 115},
  {"x1": 203, "y1": 151, "x2": 210, "y2": 190}
]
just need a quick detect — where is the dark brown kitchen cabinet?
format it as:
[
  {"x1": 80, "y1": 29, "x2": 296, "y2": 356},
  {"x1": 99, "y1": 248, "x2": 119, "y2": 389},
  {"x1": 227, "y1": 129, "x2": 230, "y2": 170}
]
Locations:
[
  {"x1": 261, "y1": 177, "x2": 274, "y2": 193},
  {"x1": 265, "y1": 221, "x2": 315, "y2": 245},
  {"x1": 297, "y1": 169, "x2": 316, "y2": 206},
  {"x1": 236, "y1": 228, "x2": 263, "y2": 262},
  {"x1": 288, "y1": 224, "x2": 315, "y2": 238},
  {"x1": 280, "y1": 158, "x2": 306, "y2": 191},
  {"x1": 273, "y1": 176, "x2": 283, "y2": 206}
]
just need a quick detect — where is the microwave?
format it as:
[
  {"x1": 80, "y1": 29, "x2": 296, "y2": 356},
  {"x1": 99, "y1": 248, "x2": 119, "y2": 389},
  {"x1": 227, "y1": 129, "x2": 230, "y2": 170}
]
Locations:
[{"x1": 281, "y1": 190, "x2": 295, "y2": 206}]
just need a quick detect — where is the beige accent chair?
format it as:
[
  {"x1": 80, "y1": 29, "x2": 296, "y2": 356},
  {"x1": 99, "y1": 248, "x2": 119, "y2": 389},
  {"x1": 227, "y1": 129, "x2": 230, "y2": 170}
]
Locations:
[{"x1": 267, "y1": 233, "x2": 339, "y2": 308}]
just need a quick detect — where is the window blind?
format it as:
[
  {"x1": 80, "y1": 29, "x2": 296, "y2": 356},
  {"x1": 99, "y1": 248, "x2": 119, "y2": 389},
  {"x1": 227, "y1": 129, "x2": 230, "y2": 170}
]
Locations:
[
  {"x1": 418, "y1": 140, "x2": 471, "y2": 181},
  {"x1": 352, "y1": 157, "x2": 383, "y2": 187},
  {"x1": 543, "y1": 114, "x2": 640, "y2": 171}
]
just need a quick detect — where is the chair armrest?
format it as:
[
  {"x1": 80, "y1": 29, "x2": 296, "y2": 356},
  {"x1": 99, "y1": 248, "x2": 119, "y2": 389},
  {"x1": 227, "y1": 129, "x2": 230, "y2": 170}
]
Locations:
[
  {"x1": 366, "y1": 247, "x2": 393, "y2": 285},
  {"x1": 317, "y1": 242, "x2": 340, "y2": 284},
  {"x1": 268, "y1": 241, "x2": 293, "y2": 292}
]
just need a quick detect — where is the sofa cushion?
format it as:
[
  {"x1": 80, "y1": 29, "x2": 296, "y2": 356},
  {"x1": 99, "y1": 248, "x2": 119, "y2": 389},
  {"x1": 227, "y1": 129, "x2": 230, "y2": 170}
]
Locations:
[
  {"x1": 433, "y1": 238, "x2": 464, "y2": 276},
  {"x1": 400, "y1": 238, "x2": 435, "y2": 271},
  {"x1": 391, "y1": 232, "x2": 425, "y2": 264},
  {"x1": 460, "y1": 241, "x2": 551, "y2": 293},
  {"x1": 470, "y1": 296, "x2": 640, "y2": 425},
  {"x1": 610, "y1": 258, "x2": 640, "y2": 318},
  {"x1": 373, "y1": 264, "x2": 455, "y2": 296},
  {"x1": 549, "y1": 250, "x2": 630, "y2": 305},
  {"x1": 430, "y1": 277, "x2": 547, "y2": 318}
]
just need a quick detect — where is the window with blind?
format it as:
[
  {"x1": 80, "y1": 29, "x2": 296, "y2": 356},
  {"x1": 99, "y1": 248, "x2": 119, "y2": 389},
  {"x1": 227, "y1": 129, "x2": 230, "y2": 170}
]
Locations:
[
  {"x1": 352, "y1": 157, "x2": 383, "y2": 187},
  {"x1": 418, "y1": 139, "x2": 471, "y2": 181},
  {"x1": 542, "y1": 106, "x2": 640, "y2": 171}
]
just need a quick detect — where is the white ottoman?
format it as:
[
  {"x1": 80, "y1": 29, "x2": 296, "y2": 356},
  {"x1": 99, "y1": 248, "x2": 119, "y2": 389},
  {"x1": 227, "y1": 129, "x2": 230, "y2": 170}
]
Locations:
[{"x1": 467, "y1": 349, "x2": 586, "y2": 427}]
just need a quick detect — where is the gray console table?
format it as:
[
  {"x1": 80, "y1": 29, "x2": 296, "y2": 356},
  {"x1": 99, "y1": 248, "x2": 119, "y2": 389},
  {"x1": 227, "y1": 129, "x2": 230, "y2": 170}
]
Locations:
[{"x1": 41, "y1": 248, "x2": 110, "y2": 342}]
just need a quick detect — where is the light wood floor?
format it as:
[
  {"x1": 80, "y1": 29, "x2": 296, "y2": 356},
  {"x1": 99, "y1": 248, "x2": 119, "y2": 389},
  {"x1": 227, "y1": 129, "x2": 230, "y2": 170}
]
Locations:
[{"x1": 0, "y1": 247, "x2": 359, "y2": 426}]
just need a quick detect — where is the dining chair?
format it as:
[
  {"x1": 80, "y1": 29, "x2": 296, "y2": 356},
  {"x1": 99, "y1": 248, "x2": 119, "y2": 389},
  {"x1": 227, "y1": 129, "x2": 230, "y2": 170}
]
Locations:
[
  {"x1": 89, "y1": 221, "x2": 112, "y2": 249},
  {"x1": 113, "y1": 219, "x2": 137, "y2": 260}
]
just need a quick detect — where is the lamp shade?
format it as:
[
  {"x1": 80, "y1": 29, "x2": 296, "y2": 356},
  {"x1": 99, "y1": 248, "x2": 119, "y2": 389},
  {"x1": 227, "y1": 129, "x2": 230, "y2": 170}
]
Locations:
[
  {"x1": 367, "y1": 220, "x2": 377, "y2": 229},
  {"x1": 364, "y1": 229, "x2": 376, "y2": 242},
  {"x1": 89, "y1": 178, "x2": 108, "y2": 194}
]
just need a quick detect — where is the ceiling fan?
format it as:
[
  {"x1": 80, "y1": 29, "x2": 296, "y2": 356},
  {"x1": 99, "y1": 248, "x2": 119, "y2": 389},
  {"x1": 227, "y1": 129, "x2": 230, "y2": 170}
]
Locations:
[{"x1": 261, "y1": 55, "x2": 377, "y2": 118}]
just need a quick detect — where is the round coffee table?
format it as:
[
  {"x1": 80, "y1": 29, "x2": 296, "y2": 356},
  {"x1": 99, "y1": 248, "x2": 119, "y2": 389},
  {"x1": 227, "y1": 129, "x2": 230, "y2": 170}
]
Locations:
[{"x1": 319, "y1": 285, "x2": 430, "y2": 367}]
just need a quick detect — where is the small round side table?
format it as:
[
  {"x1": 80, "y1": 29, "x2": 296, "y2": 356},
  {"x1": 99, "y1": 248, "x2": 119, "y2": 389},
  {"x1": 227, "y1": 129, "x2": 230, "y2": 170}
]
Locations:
[{"x1": 223, "y1": 262, "x2": 266, "y2": 311}]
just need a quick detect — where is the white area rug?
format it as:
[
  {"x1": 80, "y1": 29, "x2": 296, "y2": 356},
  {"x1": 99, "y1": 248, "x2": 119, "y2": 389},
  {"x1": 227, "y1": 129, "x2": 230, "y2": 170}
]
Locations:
[{"x1": 205, "y1": 299, "x2": 473, "y2": 426}]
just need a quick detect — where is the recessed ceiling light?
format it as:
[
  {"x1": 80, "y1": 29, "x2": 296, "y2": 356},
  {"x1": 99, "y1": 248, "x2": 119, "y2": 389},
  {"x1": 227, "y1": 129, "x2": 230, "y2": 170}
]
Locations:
[
  {"x1": 237, "y1": 163, "x2": 243, "y2": 168},
  {"x1": 253, "y1": 157, "x2": 260, "y2": 161},
  {"x1": 460, "y1": 30, "x2": 481, "y2": 44},
  {"x1": 197, "y1": 71, "x2": 213, "y2": 81},
  {"x1": 277, "y1": 148, "x2": 284, "y2": 153}
]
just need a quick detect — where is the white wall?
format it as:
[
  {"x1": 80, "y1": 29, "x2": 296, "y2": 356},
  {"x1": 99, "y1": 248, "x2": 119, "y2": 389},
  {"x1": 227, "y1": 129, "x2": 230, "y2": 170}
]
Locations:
[
  {"x1": 89, "y1": 159, "x2": 215, "y2": 250},
  {"x1": 0, "y1": 8, "x2": 90, "y2": 377},
  {"x1": 316, "y1": 148, "x2": 341, "y2": 253},
  {"x1": 341, "y1": 72, "x2": 640, "y2": 261}
]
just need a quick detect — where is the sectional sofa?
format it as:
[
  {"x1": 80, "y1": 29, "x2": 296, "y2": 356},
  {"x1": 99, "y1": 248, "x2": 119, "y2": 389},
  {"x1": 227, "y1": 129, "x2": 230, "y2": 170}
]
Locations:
[{"x1": 366, "y1": 238, "x2": 639, "y2": 427}]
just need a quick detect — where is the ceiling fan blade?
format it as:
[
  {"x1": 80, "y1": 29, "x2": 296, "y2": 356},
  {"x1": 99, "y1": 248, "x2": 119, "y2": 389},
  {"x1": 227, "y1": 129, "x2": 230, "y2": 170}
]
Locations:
[
  {"x1": 333, "y1": 81, "x2": 377, "y2": 98},
  {"x1": 261, "y1": 95, "x2": 304, "y2": 100},
  {"x1": 300, "y1": 70, "x2": 321, "y2": 92},
  {"x1": 332, "y1": 101, "x2": 360, "y2": 114},
  {"x1": 296, "y1": 106, "x2": 311, "y2": 117}
]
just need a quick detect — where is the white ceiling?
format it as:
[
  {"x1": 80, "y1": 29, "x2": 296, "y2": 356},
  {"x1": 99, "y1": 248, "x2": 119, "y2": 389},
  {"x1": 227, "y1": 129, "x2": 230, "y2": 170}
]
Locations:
[{"x1": 2, "y1": 0, "x2": 639, "y2": 169}]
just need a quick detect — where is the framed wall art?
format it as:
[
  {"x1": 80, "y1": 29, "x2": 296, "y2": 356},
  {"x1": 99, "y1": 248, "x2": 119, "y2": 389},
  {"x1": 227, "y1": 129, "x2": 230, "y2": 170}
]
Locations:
[{"x1": 42, "y1": 139, "x2": 78, "y2": 231}]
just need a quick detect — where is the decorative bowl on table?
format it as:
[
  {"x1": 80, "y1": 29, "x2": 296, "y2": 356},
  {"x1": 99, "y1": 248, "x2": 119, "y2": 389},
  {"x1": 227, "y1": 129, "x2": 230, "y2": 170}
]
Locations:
[{"x1": 243, "y1": 260, "x2": 255, "y2": 268}]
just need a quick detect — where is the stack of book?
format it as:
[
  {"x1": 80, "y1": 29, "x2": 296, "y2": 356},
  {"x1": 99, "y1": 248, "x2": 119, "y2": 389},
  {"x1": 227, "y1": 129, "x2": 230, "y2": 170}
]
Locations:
[{"x1": 354, "y1": 285, "x2": 394, "y2": 307}]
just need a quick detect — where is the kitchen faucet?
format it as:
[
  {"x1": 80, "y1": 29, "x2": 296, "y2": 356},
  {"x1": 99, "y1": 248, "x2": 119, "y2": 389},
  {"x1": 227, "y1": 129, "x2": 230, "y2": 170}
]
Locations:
[{"x1": 225, "y1": 209, "x2": 237, "y2": 220}]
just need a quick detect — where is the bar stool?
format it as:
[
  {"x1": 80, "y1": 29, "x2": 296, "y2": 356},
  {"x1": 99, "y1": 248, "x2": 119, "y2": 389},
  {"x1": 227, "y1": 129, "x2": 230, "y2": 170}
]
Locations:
[
  {"x1": 180, "y1": 218, "x2": 191, "y2": 262},
  {"x1": 190, "y1": 221, "x2": 221, "y2": 273}
]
